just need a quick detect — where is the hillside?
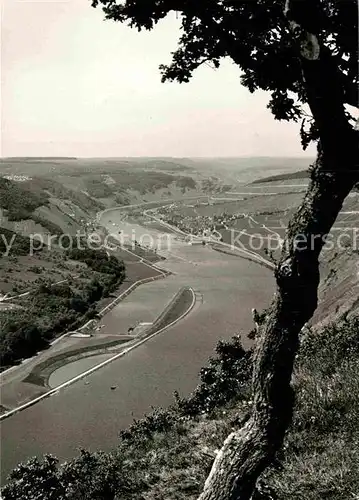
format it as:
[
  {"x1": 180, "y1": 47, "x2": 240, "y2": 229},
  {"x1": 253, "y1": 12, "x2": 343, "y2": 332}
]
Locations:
[
  {"x1": 0, "y1": 177, "x2": 50, "y2": 221},
  {"x1": 0, "y1": 158, "x2": 234, "y2": 303},
  {"x1": 314, "y1": 196, "x2": 359, "y2": 326},
  {"x1": 0, "y1": 244, "x2": 126, "y2": 369},
  {"x1": 0, "y1": 158, "x2": 235, "y2": 256},
  {"x1": 251, "y1": 169, "x2": 359, "y2": 191},
  {"x1": 0, "y1": 176, "x2": 103, "y2": 239},
  {"x1": 0, "y1": 158, "x2": 229, "y2": 212},
  {"x1": 251, "y1": 169, "x2": 309, "y2": 184},
  {"x1": 0, "y1": 156, "x2": 313, "y2": 190},
  {"x1": 0, "y1": 158, "x2": 232, "y2": 369},
  {"x1": 2, "y1": 314, "x2": 358, "y2": 499}
]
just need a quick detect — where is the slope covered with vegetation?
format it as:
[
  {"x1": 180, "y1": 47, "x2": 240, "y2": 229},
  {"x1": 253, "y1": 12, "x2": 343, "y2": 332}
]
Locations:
[
  {"x1": 0, "y1": 176, "x2": 100, "y2": 238},
  {"x1": 251, "y1": 170, "x2": 309, "y2": 184},
  {"x1": 0, "y1": 178, "x2": 49, "y2": 221},
  {"x1": 2, "y1": 314, "x2": 358, "y2": 499},
  {"x1": 0, "y1": 250, "x2": 125, "y2": 369},
  {"x1": 0, "y1": 159, "x2": 228, "y2": 236},
  {"x1": 0, "y1": 228, "x2": 36, "y2": 257}
]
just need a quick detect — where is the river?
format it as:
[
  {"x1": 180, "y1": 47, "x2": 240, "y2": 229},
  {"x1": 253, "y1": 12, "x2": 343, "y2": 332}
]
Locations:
[{"x1": 0, "y1": 214, "x2": 275, "y2": 484}]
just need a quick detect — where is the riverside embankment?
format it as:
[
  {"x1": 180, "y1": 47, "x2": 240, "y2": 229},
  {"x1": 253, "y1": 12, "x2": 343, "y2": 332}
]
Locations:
[{"x1": 0, "y1": 207, "x2": 275, "y2": 484}]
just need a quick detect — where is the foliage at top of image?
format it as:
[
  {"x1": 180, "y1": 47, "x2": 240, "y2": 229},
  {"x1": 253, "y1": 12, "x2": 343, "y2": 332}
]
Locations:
[
  {"x1": 0, "y1": 178, "x2": 49, "y2": 221},
  {"x1": 91, "y1": 0, "x2": 357, "y2": 146}
]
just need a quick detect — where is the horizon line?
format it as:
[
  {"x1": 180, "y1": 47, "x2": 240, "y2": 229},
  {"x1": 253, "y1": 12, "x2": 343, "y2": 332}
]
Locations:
[{"x1": 0, "y1": 155, "x2": 315, "y2": 160}]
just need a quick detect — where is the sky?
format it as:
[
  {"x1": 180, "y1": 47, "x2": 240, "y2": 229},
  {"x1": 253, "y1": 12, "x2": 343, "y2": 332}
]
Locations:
[{"x1": 1, "y1": 0, "x2": 316, "y2": 158}]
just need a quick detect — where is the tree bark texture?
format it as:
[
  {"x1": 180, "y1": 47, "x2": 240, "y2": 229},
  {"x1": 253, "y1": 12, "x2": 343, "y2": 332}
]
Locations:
[{"x1": 198, "y1": 3, "x2": 359, "y2": 500}]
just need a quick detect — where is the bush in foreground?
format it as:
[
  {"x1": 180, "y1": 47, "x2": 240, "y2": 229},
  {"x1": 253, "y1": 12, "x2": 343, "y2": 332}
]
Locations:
[{"x1": 2, "y1": 317, "x2": 359, "y2": 499}]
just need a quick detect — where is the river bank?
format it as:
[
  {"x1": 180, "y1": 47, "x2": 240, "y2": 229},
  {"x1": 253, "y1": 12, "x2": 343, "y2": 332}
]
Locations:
[{"x1": 0, "y1": 207, "x2": 275, "y2": 484}]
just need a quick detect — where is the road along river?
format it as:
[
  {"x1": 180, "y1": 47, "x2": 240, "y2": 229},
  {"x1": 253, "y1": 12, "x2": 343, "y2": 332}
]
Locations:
[{"x1": 0, "y1": 209, "x2": 275, "y2": 484}]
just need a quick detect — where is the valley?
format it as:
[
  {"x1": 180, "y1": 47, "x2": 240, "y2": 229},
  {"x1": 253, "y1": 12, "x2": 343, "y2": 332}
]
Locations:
[{"x1": 0, "y1": 157, "x2": 358, "y2": 486}]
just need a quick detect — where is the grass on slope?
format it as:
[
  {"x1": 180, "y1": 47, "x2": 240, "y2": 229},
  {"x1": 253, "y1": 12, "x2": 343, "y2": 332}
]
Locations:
[{"x1": 2, "y1": 316, "x2": 359, "y2": 500}]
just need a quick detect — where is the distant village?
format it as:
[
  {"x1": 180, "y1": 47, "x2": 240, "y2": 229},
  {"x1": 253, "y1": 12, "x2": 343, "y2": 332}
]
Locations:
[
  {"x1": 156, "y1": 202, "x2": 244, "y2": 240},
  {"x1": 2, "y1": 175, "x2": 32, "y2": 182}
]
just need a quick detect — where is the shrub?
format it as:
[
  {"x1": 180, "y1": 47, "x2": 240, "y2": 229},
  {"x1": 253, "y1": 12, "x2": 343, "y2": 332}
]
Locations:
[
  {"x1": 175, "y1": 336, "x2": 252, "y2": 416},
  {"x1": 30, "y1": 266, "x2": 42, "y2": 274},
  {"x1": 3, "y1": 317, "x2": 359, "y2": 499},
  {"x1": 0, "y1": 323, "x2": 49, "y2": 366},
  {"x1": 1, "y1": 451, "x2": 128, "y2": 500},
  {"x1": 120, "y1": 408, "x2": 178, "y2": 444}
]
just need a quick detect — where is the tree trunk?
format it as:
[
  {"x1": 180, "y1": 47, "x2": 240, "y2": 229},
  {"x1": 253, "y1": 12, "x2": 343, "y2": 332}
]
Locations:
[{"x1": 198, "y1": 3, "x2": 359, "y2": 500}]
